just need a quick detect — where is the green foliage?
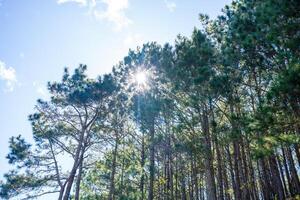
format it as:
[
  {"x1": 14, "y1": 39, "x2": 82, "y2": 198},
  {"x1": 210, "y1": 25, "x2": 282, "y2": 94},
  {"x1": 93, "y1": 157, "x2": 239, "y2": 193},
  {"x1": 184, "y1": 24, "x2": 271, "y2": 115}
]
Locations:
[
  {"x1": 6, "y1": 135, "x2": 31, "y2": 166},
  {"x1": 2, "y1": 0, "x2": 300, "y2": 199}
]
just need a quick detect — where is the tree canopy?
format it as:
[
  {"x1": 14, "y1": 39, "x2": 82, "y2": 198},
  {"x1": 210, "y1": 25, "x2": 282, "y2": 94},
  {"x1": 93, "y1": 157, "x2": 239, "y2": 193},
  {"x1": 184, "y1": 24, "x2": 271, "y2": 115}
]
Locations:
[{"x1": 1, "y1": 0, "x2": 300, "y2": 199}]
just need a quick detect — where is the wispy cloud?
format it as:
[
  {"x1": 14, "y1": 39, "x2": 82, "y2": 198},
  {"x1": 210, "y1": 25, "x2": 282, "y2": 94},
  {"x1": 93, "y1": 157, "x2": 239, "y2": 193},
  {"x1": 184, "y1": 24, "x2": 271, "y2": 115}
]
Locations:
[
  {"x1": 57, "y1": 0, "x2": 87, "y2": 6},
  {"x1": 123, "y1": 33, "x2": 143, "y2": 48},
  {"x1": 57, "y1": 0, "x2": 132, "y2": 31},
  {"x1": 94, "y1": 0, "x2": 132, "y2": 31},
  {"x1": 0, "y1": 60, "x2": 17, "y2": 92},
  {"x1": 33, "y1": 81, "x2": 49, "y2": 98},
  {"x1": 164, "y1": 0, "x2": 176, "y2": 12}
]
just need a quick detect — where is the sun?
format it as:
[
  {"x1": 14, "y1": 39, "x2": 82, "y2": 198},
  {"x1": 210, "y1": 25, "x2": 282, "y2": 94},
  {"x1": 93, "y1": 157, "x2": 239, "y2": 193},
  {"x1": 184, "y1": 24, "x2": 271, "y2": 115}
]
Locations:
[
  {"x1": 131, "y1": 70, "x2": 150, "y2": 91},
  {"x1": 135, "y1": 72, "x2": 147, "y2": 85}
]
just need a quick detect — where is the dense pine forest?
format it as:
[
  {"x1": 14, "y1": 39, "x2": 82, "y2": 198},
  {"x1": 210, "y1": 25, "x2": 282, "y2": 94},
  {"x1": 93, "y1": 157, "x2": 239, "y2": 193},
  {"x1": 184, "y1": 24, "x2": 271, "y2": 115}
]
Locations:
[{"x1": 1, "y1": 0, "x2": 300, "y2": 199}]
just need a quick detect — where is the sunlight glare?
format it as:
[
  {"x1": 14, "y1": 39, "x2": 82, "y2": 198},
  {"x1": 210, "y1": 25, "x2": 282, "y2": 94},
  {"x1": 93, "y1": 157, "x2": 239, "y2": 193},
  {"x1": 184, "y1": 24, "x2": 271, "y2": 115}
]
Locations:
[{"x1": 135, "y1": 72, "x2": 147, "y2": 85}]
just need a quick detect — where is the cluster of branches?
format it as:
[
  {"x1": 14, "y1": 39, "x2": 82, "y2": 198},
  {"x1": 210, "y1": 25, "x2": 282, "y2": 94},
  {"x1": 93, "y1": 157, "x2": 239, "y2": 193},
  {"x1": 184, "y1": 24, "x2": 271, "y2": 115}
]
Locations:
[{"x1": 1, "y1": 0, "x2": 300, "y2": 199}]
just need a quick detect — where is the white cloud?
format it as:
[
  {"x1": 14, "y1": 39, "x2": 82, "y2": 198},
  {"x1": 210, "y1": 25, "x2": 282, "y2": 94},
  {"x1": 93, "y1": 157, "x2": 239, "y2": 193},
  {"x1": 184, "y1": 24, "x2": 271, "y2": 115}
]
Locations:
[
  {"x1": 94, "y1": 0, "x2": 132, "y2": 31},
  {"x1": 57, "y1": 0, "x2": 87, "y2": 6},
  {"x1": 57, "y1": 0, "x2": 132, "y2": 31},
  {"x1": 0, "y1": 60, "x2": 17, "y2": 92},
  {"x1": 164, "y1": 0, "x2": 176, "y2": 12}
]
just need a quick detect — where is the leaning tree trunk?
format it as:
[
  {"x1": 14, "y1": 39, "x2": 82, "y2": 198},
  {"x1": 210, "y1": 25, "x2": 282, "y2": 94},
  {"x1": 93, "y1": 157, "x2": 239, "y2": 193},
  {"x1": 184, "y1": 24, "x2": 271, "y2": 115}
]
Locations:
[
  {"x1": 63, "y1": 139, "x2": 85, "y2": 200},
  {"x1": 75, "y1": 159, "x2": 83, "y2": 200},
  {"x1": 286, "y1": 146, "x2": 300, "y2": 195}
]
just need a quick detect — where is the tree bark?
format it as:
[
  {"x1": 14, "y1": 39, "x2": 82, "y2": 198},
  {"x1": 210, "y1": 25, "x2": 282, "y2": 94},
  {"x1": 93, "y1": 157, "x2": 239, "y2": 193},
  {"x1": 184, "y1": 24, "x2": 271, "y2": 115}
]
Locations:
[
  {"x1": 75, "y1": 158, "x2": 83, "y2": 200},
  {"x1": 201, "y1": 106, "x2": 217, "y2": 200},
  {"x1": 108, "y1": 134, "x2": 119, "y2": 200},
  {"x1": 148, "y1": 118, "x2": 155, "y2": 200},
  {"x1": 286, "y1": 146, "x2": 300, "y2": 195},
  {"x1": 140, "y1": 132, "x2": 146, "y2": 200},
  {"x1": 63, "y1": 133, "x2": 85, "y2": 200},
  {"x1": 215, "y1": 138, "x2": 224, "y2": 200},
  {"x1": 269, "y1": 154, "x2": 285, "y2": 200}
]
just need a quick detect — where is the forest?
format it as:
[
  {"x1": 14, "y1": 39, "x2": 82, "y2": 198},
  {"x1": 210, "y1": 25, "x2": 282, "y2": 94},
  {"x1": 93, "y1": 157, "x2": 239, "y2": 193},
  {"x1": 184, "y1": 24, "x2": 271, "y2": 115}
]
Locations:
[{"x1": 0, "y1": 0, "x2": 300, "y2": 199}]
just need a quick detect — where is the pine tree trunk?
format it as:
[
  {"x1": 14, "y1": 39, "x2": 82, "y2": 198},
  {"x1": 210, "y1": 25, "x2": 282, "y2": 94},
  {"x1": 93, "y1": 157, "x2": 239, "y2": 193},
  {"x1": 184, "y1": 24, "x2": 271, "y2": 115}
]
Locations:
[
  {"x1": 63, "y1": 136, "x2": 85, "y2": 200},
  {"x1": 193, "y1": 158, "x2": 199, "y2": 200},
  {"x1": 221, "y1": 150, "x2": 230, "y2": 200},
  {"x1": 148, "y1": 118, "x2": 155, "y2": 200},
  {"x1": 286, "y1": 146, "x2": 300, "y2": 195},
  {"x1": 293, "y1": 144, "x2": 300, "y2": 168},
  {"x1": 277, "y1": 153, "x2": 289, "y2": 197},
  {"x1": 233, "y1": 141, "x2": 242, "y2": 200},
  {"x1": 240, "y1": 139, "x2": 250, "y2": 200},
  {"x1": 58, "y1": 184, "x2": 66, "y2": 200},
  {"x1": 201, "y1": 106, "x2": 217, "y2": 200},
  {"x1": 259, "y1": 158, "x2": 272, "y2": 200},
  {"x1": 175, "y1": 156, "x2": 179, "y2": 200},
  {"x1": 140, "y1": 132, "x2": 145, "y2": 200},
  {"x1": 282, "y1": 146, "x2": 293, "y2": 196},
  {"x1": 75, "y1": 159, "x2": 83, "y2": 200},
  {"x1": 215, "y1": 138, "x2": 224, "y2": 200},
  {"x1": 108, "y1": 135, "x2": 119, "y2": 200},
  {"x1": 120, "y1": 156, "x2": 125, "y2": 197},
  {"x1": 189, "y1": 157, "x2": 194, "y2": 200},
  {"x1": 226, "y1": 145, "x2": 236, "y2": 199},
  {"x1": 269, "y1": 154, "x2": 285, "y2": 200},
  {"x1": 168, "y1": 146, "x2": 174, "y2": 200},
  {"x1": 245, "y1": 141, "x2": 259, "y2": 200},
  {"x1": 180, "y1": 161, "x2": 187, "y2": 200}
]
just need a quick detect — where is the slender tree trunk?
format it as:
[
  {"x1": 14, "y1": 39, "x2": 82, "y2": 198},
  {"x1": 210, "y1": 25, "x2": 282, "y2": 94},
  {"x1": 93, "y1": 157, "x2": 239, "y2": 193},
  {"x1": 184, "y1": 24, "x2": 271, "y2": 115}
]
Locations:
[
  {"x1": 245, "y1": 141, "x2": 259, "y2": 200},
  {"x1": 201, "y1": 106, "x2": 217, "y2": 200},
  {"x1": 277, "y1": 153, "x2": 289, "y2": 197},
  {"x1": 120, "y1": 156, "x2": 125, "y2": 197},
  {"x1": 108, "y1": 135, "x2": 119, "y2": 200},
  {"x1": 269, "y1": 154, "x2": 285, "y2": 200},
  {"x1": 226, "y1": 145, "x2": 236, "y2": 200},
  {"x1": 215, "y1": 138, "x2": 224, "y2": 200},
  {"x1": 180, "y1": 160, "x2": 187, "y2": 200},
  {"x1": 189, "y1": 156, "x2": 194, "y2": 200},
  {"x1": 293, "y1": 144, "x2": 300, "y2": 168},
  {"x1": 233, "y1": 141, "x2": 243, "y2": 200},
  {"x1": 63, "y1": 136, "x2": 85, "y2": 200},
  {"x1": 259, "y1": 158, "x2": 272, "y2": 200},
  {"x1": 286, "y1": 146, "x2": 300, "y2": 195},
  {"x1": 221, "y1": 150, "x2": 230, "y2": 200},
  {"x1": 282, "y1": 146, "x2": 293, "y2": 196},
  {"x1": 148, "y1": 118, "x2": 155, "y2": 200},
  {"x1": 75, "y1": 158, "x2": 83, "y2": 200},
  {"x1": 175, "y1": 156, "x2": 179, "y2": 200},
  {"x1": 140, "y1": 132, "x2": 146, "y2": 200},
  {"x1": 193, "y1": 158, "x2": 199, "y2": 200},
  {"x1": 240, "y1": 139, "x2": 251, "y2": 200},
  {"x1": 168, "y1": 143, "x2": 174, "y2": 200},
  {"x1": 49, "y1": 140, "x2": 65, "y2": 200},
  {"x1": 58, "y1": 184, "x2": 66, "y2": 200}
]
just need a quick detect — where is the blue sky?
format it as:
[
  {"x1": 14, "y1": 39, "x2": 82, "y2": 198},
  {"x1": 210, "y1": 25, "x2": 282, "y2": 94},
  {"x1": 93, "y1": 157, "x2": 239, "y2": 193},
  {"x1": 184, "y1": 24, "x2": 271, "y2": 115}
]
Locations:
[{"x1": 0, "y1": 0, "x2": 231, "y2": 198}]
